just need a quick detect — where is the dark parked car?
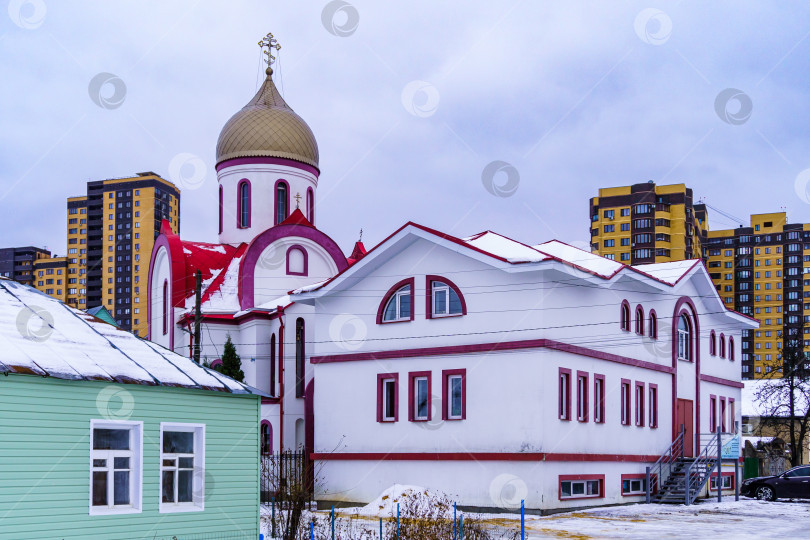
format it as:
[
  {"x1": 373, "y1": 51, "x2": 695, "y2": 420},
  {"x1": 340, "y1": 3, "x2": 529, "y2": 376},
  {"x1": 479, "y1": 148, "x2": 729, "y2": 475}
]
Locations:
[{"x1": 741, "y1": 465, "x2": 810, "y2": 500}]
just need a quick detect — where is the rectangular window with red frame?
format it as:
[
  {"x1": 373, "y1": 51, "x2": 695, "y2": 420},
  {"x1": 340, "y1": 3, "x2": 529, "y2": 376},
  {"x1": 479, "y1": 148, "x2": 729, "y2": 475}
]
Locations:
[
  {"x1": 377, "y1": 373, "x2": 399, "y2": 422},
  {"x1": 559, "y1": 368, "x2": 572, "y2": 421},
  {"x1": 648, "y1": 384, "x2": 658, "y2": 428},
  {"x1": 620, "y1": 379, "x2": 631, "y2": 425},
  {"x1": 559, "y1": 474, "x2": 604, "y2": 500},
  {"x1": 635, "y1": 381, "x2": 645, "y2": 427},
  {"x1": 594, "y1": 374, "x2": 605, "y2": 424},
  {"x1": 442, "y1": 369, "x2": 466, "y2": 421},
  {"x1": 408, "y1": 371, "x2": 431, "y2": 422},
  {"x1": 729, "y1": 398, "x2": 735, "y2": 433},
  {"x1": 709, "y1": 395, "x2": 717, "y2": 432},
  {"x1": 577, "y1": 371, "x2": 589, "y2": 422},
  {"x1": 720, "y1": 397, "x2": 727, "y2": 433}
]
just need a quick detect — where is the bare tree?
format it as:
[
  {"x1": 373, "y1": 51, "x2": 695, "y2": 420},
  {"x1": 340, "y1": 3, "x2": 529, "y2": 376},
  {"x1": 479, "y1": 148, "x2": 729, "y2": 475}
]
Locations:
[{"x1": 755, "y1": 339, "x2": 810, "y2": 467}]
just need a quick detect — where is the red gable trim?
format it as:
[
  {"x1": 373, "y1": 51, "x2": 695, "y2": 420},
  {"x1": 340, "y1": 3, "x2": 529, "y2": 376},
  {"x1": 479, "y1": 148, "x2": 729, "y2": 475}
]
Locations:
[
  {"x1": 699, "y1": 374, "x2": 744, "y2": 389},
  {"x1": 310, "y1": 338, "x2": 675, "y2": 374},
  {"x1": 310, "y1": 452, "x2": 661, "y2": 462}
]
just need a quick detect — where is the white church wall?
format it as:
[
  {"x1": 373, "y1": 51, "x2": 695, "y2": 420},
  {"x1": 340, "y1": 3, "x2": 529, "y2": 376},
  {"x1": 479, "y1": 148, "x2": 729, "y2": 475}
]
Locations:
[
  {"x1": 149, "y1": 245, "x2": 172, "y2": 349},
  {"x1": 252, "y1": 237, "x2": 339, "y2": 305}
]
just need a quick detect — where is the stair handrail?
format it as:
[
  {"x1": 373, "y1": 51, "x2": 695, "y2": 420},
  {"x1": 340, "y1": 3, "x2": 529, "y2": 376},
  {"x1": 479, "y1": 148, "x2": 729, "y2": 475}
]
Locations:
[
  {"x1": 646, "y1": 424, "x2": 685, "y2": 503},
  {"x1": 684, "y1": 427, "x2": 722, "y2": 505}
]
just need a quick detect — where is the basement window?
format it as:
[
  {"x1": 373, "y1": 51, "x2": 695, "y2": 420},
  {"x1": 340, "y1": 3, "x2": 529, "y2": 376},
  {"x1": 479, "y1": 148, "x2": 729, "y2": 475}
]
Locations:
[{"x1": 559, "y1": 475, "x2": 604, "y2": 500}]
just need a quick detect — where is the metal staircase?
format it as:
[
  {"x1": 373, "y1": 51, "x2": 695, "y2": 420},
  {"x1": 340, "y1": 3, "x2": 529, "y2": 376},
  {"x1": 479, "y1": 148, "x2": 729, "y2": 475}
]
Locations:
[{"x1": 647, "y1": 427, "x2": 722, "y2": 505}]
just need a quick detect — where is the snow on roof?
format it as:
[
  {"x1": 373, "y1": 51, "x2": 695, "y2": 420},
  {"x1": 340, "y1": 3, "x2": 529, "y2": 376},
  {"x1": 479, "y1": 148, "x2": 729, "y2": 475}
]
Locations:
[
  {"x1": 199, "y1": 248, "x2": 246, "y2": 312},
  {"x1": 533, "y1": 240, "x2": 624, "y2": 277},
  {"x1": 0, "y1": 278, "x2": 257, "y2": 394},
  {"x1": 290, "y1": 280, "x2": 330, "y2": 295},
  {"x1": 633, "y1": 259, "x2": 701, "y2": 285},
  {"x1": 463, "y1": 231, "x2": 550, "y2": 263}
]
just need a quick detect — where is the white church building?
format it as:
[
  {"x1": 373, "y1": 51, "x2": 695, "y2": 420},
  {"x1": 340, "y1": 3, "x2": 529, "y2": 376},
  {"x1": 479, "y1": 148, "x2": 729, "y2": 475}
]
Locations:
[{"x1": 148, "y1": 39, "x2": 756, "y2": 512}]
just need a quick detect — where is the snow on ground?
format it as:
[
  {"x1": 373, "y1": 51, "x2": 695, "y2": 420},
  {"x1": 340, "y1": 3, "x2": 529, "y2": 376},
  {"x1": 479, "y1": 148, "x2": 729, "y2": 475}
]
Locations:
[{"x1": 261, "y1": 496, "x2": 810, "y2": 539}]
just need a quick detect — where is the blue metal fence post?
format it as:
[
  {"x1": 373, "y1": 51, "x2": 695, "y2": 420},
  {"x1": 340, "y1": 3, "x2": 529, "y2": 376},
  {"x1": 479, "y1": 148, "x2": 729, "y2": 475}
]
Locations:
[
  {"x1": 260, "y1": 535, "x2": 264, "y2": 540},
  {"x1": 310, "y1": 520, "x2": 314, "y2": 540},
  {"x1": 271, "y1": 497, "x2": 276, "y2": 538},
  {"x1": 521, "y1": 499, "x2": 525, "y2": 539},
  {"x1": 331, "y1": 505, "x2": 335, "y2": 540},
  {"x1": 397, "y1": 502, "x2": 400, "y2": 539},
  {"x1": 454, "y1": 501, "x2": 457, "y2": 540},
  {"x1": 645, "y1": 466, "x2": 651, "y2": 504},
  {"x1": 460, "y1": 514, "x2": 463, "y2": 538},
  {"x1": 379, "y1": 517, "x2": 383, "y2": 539}
]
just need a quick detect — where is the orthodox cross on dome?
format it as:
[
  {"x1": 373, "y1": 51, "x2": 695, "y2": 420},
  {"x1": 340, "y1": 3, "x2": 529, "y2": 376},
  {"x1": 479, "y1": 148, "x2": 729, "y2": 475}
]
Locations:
[
  {"x1": 294, "y1": 192, "x2": 302, "y2": 209},
  {"x1": 258, "y1": 32, "x2": 281, "y2": 71},
  {"x1": 359, "y1": 228, "x2": 363, "y2": 242}
]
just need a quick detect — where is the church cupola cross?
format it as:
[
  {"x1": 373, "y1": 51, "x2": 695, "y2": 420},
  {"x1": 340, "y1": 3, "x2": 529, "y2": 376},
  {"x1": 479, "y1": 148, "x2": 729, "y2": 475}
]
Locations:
[
  {"x1": 294, "y1": 192, "x2": 302, "y2": 209},
  {"x1": 258, "y1": 32, "x2": 281, "y2": 72}
]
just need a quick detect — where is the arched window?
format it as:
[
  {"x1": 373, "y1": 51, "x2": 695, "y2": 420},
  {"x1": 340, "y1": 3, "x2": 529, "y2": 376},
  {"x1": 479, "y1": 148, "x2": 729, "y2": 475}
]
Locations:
[
  {"x1": 210, "y1": 358, "x2": 222, "y2": 370},
  {"x1": 218, "y1": 185, "x2": 223, "y2": 234},
  {"x1": 635, "y1": 306, "x2": 644, "y2": 335},
  {"x1": 306, "y1": 187, "x2": 314, "y2": 224},
  {"x1": 295, "y1": 318, "x2": 305, "y2": 398},
  {"x1": 286, "y1": 245, "x2": 308, "y2": 276},
  {"x1": 162, "y1": 279, "x2": 169, "y2": 335},
  {"x1": 649, "y1": 310, "x2": 658, "y2": 339},
  {"x1": 729, "y1": 337, "x2": 735, "y2": 361},
  {"x1": 677, "y1": 314, "x2": 691, "y2": 361},
  {"x1": 260, "y1": 421, "x2": 272, "y2": 455},
  {"x1": 710, "y1": 330, "x2": 717, "y2": 356},
  {"x1": 270, "y1": 333, "x2": 276, "y2": 396},
  {"x1": 237, "y1": 179, "x2": 251, "y2": 228},
  {"x1": 428, "y1": 277, "x2": 465, "y2": 318},
  {"x1": 620, "y1": 301, "x2": 631, "y2": 331},
  {"x1": 719, "y1": 333, "x2": 726, "y2": 358},
  {"x1": 381, "y1": 283, "x2": 413, "y2": 323},
  {"x1": 275, "y1": 181, "x2": 289, "y2": 225}
]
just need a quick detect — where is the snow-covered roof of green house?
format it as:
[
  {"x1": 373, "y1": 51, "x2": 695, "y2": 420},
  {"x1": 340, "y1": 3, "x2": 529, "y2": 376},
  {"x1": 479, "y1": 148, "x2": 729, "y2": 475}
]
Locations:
[{"x1": 0, "y1": 277, "x2": 256, "y2": 393}]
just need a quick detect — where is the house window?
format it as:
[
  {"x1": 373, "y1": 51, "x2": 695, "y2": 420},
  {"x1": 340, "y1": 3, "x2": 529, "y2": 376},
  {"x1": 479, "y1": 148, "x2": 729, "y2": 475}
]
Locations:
[
  {"x1": 709, "y1": 395, "x2": 717, "y2": 432},
  {"x1": 719, "y1": 334, "x2": 726, "y2": 358},
  {"x1": 649, "y1": 310, "x2": 657, "y2": 339},
  {"x1": 620, "y1": 301, "x2": 630, "y2": 331},
  {"x1": 559, "y1": 368, "x2": 572, "y2": 421},
  {"x1": 306, "y1": 187, "x2": 314, "y2": 224},
  {"x1": 381, "y1": 281, "x2": 413, "y2": 323},
  {"x1": 621, "y1": 474, "x2": 649, "y2": 496},
  {"x1": 295, "y1": 318, "x2": 305, "y2": 398},
  {"x1": 635, "y1": 382, "x2": 645, "y2": 426},
  {"x1": 159, "y1": 423, "x2": 205, "y2": 512},
  {"x1": 162, "y1": 279, "x2": 169, "y2": 335},
  {"x1": 237, "y1": 180, "x2": 251, "y2": 228},
  {"x1": 442, "y1": 369, "x2": 466, "y2": 420},
  {"x1": 677, "y1": 314, "x2": 691, "y2": 361},
  {"x1": 577, "y1": 371, "x2": 588, "y2": 422},
  {"x1": 377, "y1": 374, "x2": 399, "y2": 422},
  {"x1": 430, "y1": 279, "x2": 464, "y2": 317},
  {"x1": 635, "y1": 306, "x2": 644, "y2": 335},
  {"x1": 409, "y1": 371, "x2": 431, "y2": 422},
  {"x1": 649, "y1": 384, "x2": 658, "y2": 428},
  {"x1": 594, "y1": 374, "x2": 605, "y2": 423},
  {"x1": 218, "y1": 185, "x2": 223, "y2": 234},
  {"x1": 90, "y1": 420, "x2": 142, "y2": 515},
  {"x1": 260, "y1": 422, "x2": 272, "y2": 455},
  {"x1": 729, "y1": 398, "x2": 735, "y2": 432},
  {"x1": 620, "y1": 379, "x2": 631, "y2": 426},
  {"x1": 729, "y1": 337, "x2": 735, "y2": 361},
  {"x1": 286, "y1": 246, "x2": 308, "y2": 276},
  {"x1": 275, "y1": 181, "x2": 289, "y2": 224},
  {"x1": 270, "y1": 333, "x2": 276, "y2": 396},
  {"x1": 710, "y1": 331, "x2": 716, "y2": 356},
  {"x1": 559, "y1": 475, "x2": 604, "y2": 500},
  {"x1": 709, "y1": 474, "x2": 734, "y2": 491},
  {"x1": 720, "y1": 397, "x2": 727, "y2": 432}
]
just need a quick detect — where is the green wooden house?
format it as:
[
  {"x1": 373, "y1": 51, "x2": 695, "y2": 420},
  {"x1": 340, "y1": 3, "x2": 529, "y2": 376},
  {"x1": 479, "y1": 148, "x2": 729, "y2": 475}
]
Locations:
[{"x1": 0, "y1": 278, "x2": 262, "y2": 539}]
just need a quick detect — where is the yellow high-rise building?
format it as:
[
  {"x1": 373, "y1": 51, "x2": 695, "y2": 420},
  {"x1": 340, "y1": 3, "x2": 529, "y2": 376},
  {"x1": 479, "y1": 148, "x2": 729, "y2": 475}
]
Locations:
[
  {"x1": 590, "y1": 182, "x2": 707, "y2": 264},
  {"x1": 706, "y1": 212, "x2": 809, "y2": 380},
  {"x1": 32, "y1": 256, "x2": 68, "y2": 302},
  {"x1": 65, "y1": 172, "x2": 180, "y2": 337}
]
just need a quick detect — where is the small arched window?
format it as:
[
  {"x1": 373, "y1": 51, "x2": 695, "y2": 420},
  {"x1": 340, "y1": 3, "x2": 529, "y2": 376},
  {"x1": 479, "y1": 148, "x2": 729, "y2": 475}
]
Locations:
[
  {"x1": 677, "y1": 314, "x2": 691, "y2": 361},
  {"x1": 710, "y1": 330, "x2": 717, "y2": 356},
  {"x1": 270, "y1": 333, "x2": 276, "y2": 396},
  {"x1": 260, "y1": 421, "x2": 272, "y2": 455},
  {"x1": 649, "y1": 310, "x2": 658, "y2": 339},
  {"x1": 286, "y1": 245, "x2": 308, "y2": 276},
  {"x1": 635, "y1": 306, "x2": 644, "y2": 335},
  {"x1": 306, "y1": 187, "x2": 314, "y2": 224},
  {"x1": 295, "y1": 318, "x2": 305, "y2": 398},
  {"x1": 381, "y1": 283, "x2": 413, "y2": 323},
  {"x1": 719, "y1": 333, "x2": 726, "y2": 358},
  {"x1": 430, "y1": 279, "x2": 464, "y2": 317},
  {"x1": 218, "y1": 185, "x2": 223, "y2": 234},
  {"x1": 237, "y1": 180, "x2": 251, "y2": 228},
  {"x1": 729, "y1": 337, "x2": 735, "y2": 361},
  {"x1": 275, "y1": 181, "x2": 289, "y2": 225},
  {"x1": 620, "y1": 301, "x2": 631, "y2": 331},
  {"x1": 210, "y1": 358, "x2": 223, "y2": 370},
  {"x1": 162, "y1": 279, "x2": 169, "y2": 335}
]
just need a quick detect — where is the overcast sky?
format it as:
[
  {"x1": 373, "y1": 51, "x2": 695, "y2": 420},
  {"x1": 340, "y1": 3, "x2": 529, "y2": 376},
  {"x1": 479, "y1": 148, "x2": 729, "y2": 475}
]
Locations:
[{"x1": 2, "y1": 1, "x2": 810, "y2": 256}]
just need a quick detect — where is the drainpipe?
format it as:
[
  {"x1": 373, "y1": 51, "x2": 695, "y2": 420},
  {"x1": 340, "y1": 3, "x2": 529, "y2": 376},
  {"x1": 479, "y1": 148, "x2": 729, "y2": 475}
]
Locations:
[{"x1": 277, "y1": 304, "x2": 286, "y2": 454}]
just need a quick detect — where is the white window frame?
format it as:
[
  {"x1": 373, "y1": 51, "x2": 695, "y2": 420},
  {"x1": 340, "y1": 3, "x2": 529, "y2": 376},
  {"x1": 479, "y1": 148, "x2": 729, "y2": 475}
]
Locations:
[
  {"x1": 382, "y1": 379, "x2": 397, "y2": 421},
  {"x1": 447, "y1": 375, "x2": 464, "y2": 420},
  {"x1": 89, "y1": 419, "x2": 143, "y2": 516},
  {"x1": 594, "y1": 377, "x2": 604, "y2": 423},
  {"x1": 677, "y1": 315, "x2": 690, "y2": 361},
  {"x1": 709, "y1": 475, "x2": 732, "y2": 491},
  {"x1": 382, "y1": 285, "x2": 412, "y2": 322},
  {"x1": 621, "y1": 477, "x2": 647, "y2": 495},
  {"x1": 431, "y1": 281, "x2": 462, "y2": 318},
  {"x1": 413, "y1": 376, "x2": 429, "y2": 421},
  {"x1": 577, "y1": 375, "x2": 587, "y2": 422},
  {"x1": 560, "y1": 479, "x2": 601, "y2": 499},
  {"x1": 159, "y1": 422, "x2": 206, "y2": 513}
]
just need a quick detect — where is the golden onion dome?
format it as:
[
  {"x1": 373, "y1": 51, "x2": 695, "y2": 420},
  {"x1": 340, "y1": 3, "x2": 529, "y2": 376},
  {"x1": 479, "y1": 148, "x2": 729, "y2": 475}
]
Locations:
[{"x1": 216, "y1": 67, "x2": 319, "y2": 169}]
